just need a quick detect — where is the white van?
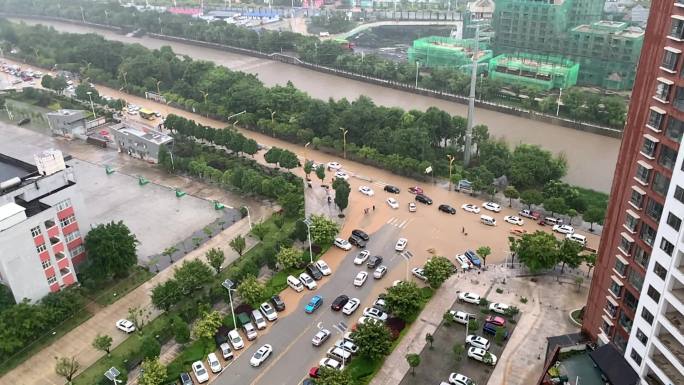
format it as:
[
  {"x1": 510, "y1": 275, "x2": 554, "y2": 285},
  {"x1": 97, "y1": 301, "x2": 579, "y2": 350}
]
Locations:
[
  {"x1": 251, "y1": 309, "x2": 267, "y2": 330},
  {"x1": 242, "y1": 322, "x2": 257, "y2": 340},
  {"x1": 454, "y1": 254, "x2": 471, "y2": 270},
  {"x1": 327, "y1": 346, "x2": 352, "y2": 362},
  {"x1": 543, "y1": 216, "x2": 563, "y2": 226},
  {"x1": 480, "y1": 215, "x2": 496, "y2": 226},
  {"x1": 287, "y1": 275, "x2": 304, "y2": 292},
  {"x1": 566, "y1": 233, "x2": 587, "y2": 246}
]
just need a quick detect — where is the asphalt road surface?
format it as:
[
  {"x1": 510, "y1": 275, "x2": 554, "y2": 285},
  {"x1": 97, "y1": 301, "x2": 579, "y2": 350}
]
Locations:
[{"x1": 216, "y1": 224, "x2": 408, "y2": 385}]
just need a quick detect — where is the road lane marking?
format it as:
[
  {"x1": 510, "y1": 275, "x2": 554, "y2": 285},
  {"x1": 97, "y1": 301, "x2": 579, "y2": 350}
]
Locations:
[{"x1": 398, "y1": 219, "x2": 408, "y2": 228}]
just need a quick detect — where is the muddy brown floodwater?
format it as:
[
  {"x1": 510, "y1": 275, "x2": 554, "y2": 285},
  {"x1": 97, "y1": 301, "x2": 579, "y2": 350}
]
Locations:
[{"x1": 13, "y1": 18, "x2": 620, "y2": 192}]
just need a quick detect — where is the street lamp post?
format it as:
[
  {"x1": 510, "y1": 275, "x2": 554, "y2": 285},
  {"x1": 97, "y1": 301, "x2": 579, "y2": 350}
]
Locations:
[
  {"x1": 156, "y1": 80, "x2": 162, "y2": 95},
  {"x1": 79, "y1": 6, "x2": 86, "y2": 23},
  {"x1": 415, "y1": 61, "x2": 420, "y2": 88},
  {"x1": 104, "y1": 9, "x2": 109, "y2": 25},
  {"x1": 304, "y1": 142, "x2": 311, "y2": 162},
  {"x1": 303, "y1": 218, "x2": 314, "y2": 264},
  {"x1": 121, "y1": 71, "x2": 128, "y2": 90},
  {"x1": 201, "y1": 90, "x2": 209, "y2": 117},
  {"x1": 222, "y1": 280, "x2": 238, "y2": 329},
  {"x1": 339, "y1": 127, "x2": 348, "y2": 159},
  {"x1": 447, "y1": 154, "x2": 455, "y2": 191},
  {"x1": 86, "y1": 91, "x2": 96, "y2": 118},
  {"x1": 464, "y1": 22, "x2": 484, "y2": 167},
  {"x1": 556, "y1": 87, "x2": 563, "y2": 117},
  {"x1": 243, "y1": 206, "x2": 252, "y2": 230}
]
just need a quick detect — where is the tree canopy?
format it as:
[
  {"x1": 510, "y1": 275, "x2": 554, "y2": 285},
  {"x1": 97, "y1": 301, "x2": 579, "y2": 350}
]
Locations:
[
  {"x1": 422, "y1": 256, "x2": 454, "y2": 289},
  {"x1": 83, "y1": 221, "x2": 139, "y2": 280}
]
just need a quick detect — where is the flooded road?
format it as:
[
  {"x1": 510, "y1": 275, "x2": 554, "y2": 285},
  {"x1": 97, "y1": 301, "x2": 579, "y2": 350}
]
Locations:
[{"x1": 13, "y1": 18, "x2": 620, "y2": 192}]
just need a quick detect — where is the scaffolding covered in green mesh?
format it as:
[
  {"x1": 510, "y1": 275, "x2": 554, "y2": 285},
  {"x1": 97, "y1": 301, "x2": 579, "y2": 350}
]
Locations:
[
  {"x1": 408, "y1": 36, "x2": 493, "y2": 72},
  {"x1": 488, "y1": 53, "x2": 579, "y2": 90}
]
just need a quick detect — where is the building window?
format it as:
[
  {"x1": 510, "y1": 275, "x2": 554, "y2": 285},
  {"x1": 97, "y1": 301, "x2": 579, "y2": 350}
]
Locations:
[
  {"x1": 604, "y1": 301, "x2": 617, "y2": 318},
  {"x1": 647, "y1": 285, "x2": 661, "y2": 303},
  {"x1": 653, "y1": 261, "x2": 667, "y2": 280},
  {"x1": 674, "y1": 86, "x2": 684, "y2": 110},
  {"x1": 666, "y1": 116, "x2": 684, "y2": 142},
  {"x1": 624, "y1": 213, "x2": 639, "y2": 232},
  {"x1": 614, "y1": 259, "x2": 627, "y2": 276},
  {"x1": 645, "y1": 199, "x2": 663, "y2": 222},
  {"x1": 662, "y1": 49, "x2": 680, "y2": 71},
  {"x1": 675, "y1": 185, "x2": 684, "y2": 203},
  {"x1": 630, "y1": 188, "x2": 645, "y2": 208},
  {"x1": 672, "y1": 18, "x2": 684, "y2": 39},
  {"x1": 628, "y1": 269, "x2": 644, "y2": 291},
  {"x1": 36, "y1": 243, "x2": 46, "y2": 253},
  {"x1": 69, "y1": 244, "x2": 85, "y2": 256},
  {"x1": 655, "y1": 80, "x2": 672, "y2": 101},
  {"x1": 624, "y1": 290, "x2": 637, "y2": 311},
  {"x1": 666, "y1": 212, "x2": 682, "y2": 230},
  {"x1": 640, "y1": 223, "x2": 657, "y2": 247},
  {"x1": 619, "y1": 311, "x2": 633, "y2": 333},
  {"x1": 64, "y1": 230, "x2": 81, "y2": 243},
  {"x1": 609, "y1": 280, "x2": 623, "y2": 298},
  {"x1": 630, "y1": 349, "x2": 643, "y2": 366},
  {"x1": 30, "y1": 226, "x2": 41, "y2": 237},
  {"x1": 660, "y1": 238, "x2": 675, "y2": 256},
  {"x1": 635, "y1": 163, "x2": 651, "y2": 184},
  {"x1": 653, "y1": 172, "x2": 671, "y2": 196},
  {"x1": 614, "y1": 332, "x2": 628, "y2": 352},
  {"x1": 647, "y1": 109, "x2": 665, "y2": 130},
  {"x1": 59, "y1": 215, "x2": 76, "y2": 228},
  {"x1": 635, "y1": 329, "x2": 648, "y2": 345},
  {"x1": 658, "y1": 144, "x2": 677, "y2": 170},
  {"x1": 55, "y1": 199, "x2": 72, "y2": 211},
  {"x1": 641, "y1": 137, "x2": 658, "y2": 157},
  {"x1": 47, "y1": 275, "x2": 57, "y2": 284},
  {"x1": 634, "y1": 246, "x2": 650, "y2": 269},
  {"x1": 41, "y1": 260, "x2": 51, "y2": 269},
  {"x1": 641, "y1": 307, "x2": 654, "y2": 325},
  {"x1": 619, "y1": 235, "x2": 634, "y2": 255},
  {"x1": 601, "y1": 320, "x2": 613, "y2": 337}
]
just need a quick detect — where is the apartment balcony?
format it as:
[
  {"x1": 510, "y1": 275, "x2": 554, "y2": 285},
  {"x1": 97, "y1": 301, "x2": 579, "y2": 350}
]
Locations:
[
  {"x1": 49, "y1": 236, "x2": 60, "y2": 246},
  {"x1": 658, "y1": 330, "x2": 684, "y2": 367},
  {"x1": 651, "y1": 349, "x2": 684, "y2": 385},
  {"x1": 664, "y1": 307, "x2": 684, "y2": 337}
]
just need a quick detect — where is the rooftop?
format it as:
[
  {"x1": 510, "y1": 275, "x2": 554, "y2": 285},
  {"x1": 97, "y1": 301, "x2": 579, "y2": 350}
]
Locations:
[
  {"x1": 0, "y1": 153, "x2": 37, "y2": 185},
  {"x1": 110, "y1": 123, "x2": 173, "y2": 145}
]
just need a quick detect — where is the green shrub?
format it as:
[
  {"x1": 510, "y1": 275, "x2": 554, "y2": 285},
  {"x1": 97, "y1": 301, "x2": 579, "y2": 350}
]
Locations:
[
  {"x1": 140, "y1": 335, "x2": 161, "y2": 359},
  {"x1": 173, "y1": 319, "x2": 190, "y2": 344},
  {"x1": 495, "y1": 288, "x2": 503, "y2": 294},
  {"x1": 520, "y1": 296, "x2": 529, "y2": 304}
]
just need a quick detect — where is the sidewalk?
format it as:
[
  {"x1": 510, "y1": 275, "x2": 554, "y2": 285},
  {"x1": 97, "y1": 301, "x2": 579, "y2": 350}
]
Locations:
[{"x1": 4, "y1": 215, "x2": 262, "y2": 385}]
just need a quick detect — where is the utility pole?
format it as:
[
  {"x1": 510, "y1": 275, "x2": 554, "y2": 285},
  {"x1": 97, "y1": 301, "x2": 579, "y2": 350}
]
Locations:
[
  {"x1": 464, "y1": 23, "x2": 481, "y2": 167},
  {"x1": 556, "y1": 87, "x2": 563, "y2": 117}
]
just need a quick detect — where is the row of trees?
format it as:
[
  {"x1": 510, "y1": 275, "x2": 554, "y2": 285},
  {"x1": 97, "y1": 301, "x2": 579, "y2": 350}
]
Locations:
[
  {"x1": 3, "y1": 0, "x2": 627, "y2": 128},
  {"x1": 511, "y1": 231, "x2": 596, "y2": 275}
]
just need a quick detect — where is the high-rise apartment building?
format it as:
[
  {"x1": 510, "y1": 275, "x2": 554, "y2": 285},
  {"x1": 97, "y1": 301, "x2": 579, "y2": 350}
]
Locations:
[
  {"x1": 583, "y1": 0, "x2": 684, "y2": 383},
  {"x1": 0, "y1": 150, "x2": 88, "y2": 303}
]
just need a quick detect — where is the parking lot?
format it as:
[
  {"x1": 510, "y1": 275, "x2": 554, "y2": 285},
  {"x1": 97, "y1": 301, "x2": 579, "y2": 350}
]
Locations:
[{"x1": 398, "y1": 290, "x2": 519, "y2": 385}]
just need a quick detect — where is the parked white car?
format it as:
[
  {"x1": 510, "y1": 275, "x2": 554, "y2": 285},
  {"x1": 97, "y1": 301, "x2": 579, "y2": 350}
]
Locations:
[
  {"x1": 315, "y1": 260, "x2": 332, "y2": 276},
  {"x1": 386, "y1": 197, "x2": 399, "y2": 209},
  {"x1": 408, "y1": 202, "x2": 417, "y2": 212},
  {"x1": 357, "y1": 316, "x2": 382, "y2": 326},
  {"x1": 395, "y1": 237, "x2": 408, "y2": 251},
  {"x1": 483, "y1": 202, "x2": 502, "y2": 212},
  {"x1": 312, "y1": 328, "x2": 331, "y2": 346},
  {"x1": 553, "y1": 224, "x2": 575, "y2": 234},
  {"x1": 458, "y1": 292, "x2": 481, "y2": 304},
  {"x1": 454, "y1": 254, "x2": 471, "y2": 270},
  {"x1": 327, "y1": 162, "x2": 342, "y2": 170},
  {"x1": 207, "y1": 352, "x2": 222, "y2": 373},
  {"x1": 362, "y1": 307, "x2": 388, "y2": 321},
  {"x1": 250, "y1": 344, "x2": 273, "y2": 367},
  {"x1": 342, "y1": 297, "x2": 361, "y2": 315},
  {"x1": 354, "y1": 271, "x2": 368, "y2": 287},
  {"x1": 467, "y1": 347, "x2": 497, "y2": 365},
  {"x1": 319, "y1": 357, "x2": 344, "y2": 370},
  {"x1": 192, "y1": 361, "x2": 209, "y2": 383},
  {"x1": 299, "y1": 273, "x2": 317, "y2": 290},
  {"x1": 489, "y1": 303, "x2": 510, "y2": 315},
  {"x1": 334, "y1": 237, "x2": 352, "y2": 251},
  {"x1": 504, "y1": 215, "x2": 524, "y2": 226},
  {"x1": 116, "y1": 319, "x2": 136, "y2": 333},
  {"x1": 449, "y1": 373, "x2": 475, "y2": 385},
  {"x1": 358, "y1": 186, "x2": 375, "y2": 196},
  {"x1": 373, "y1": 265, "x2": 387, "y2": 279},
  {"x1": 354, "y1": 250, "x2": 370, "y2": 265},
  {"x1": 461, "y1": 204, "x2": 480, "y2": 214},
  {"x1": 335, "y1": 171, "x2": 350, "y2": 180},
  {"x1": 411, "y1": 267, "x2": 427, "y2": 281},
  {"x1": 334, "y1": 339, "x2": 359, "y2": 354},
  {"x1": 227, "y1": 329, "x2": 244, "y2": 350},
  {"x1": 466, "y1": 335, "x2": 491, "y2": 350},
  {"x1": 259, "y1": 302, "x2": 278, "y2": 321}
]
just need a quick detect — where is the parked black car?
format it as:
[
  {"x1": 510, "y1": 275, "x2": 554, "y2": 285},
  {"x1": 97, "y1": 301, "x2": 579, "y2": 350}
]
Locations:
[
  {"x1": 351, "y1": 229, "x2": 370, "y2": 241},
  {"x1": 367, "y1": 255, "x2": 383, "y2": 269},
  {"x1": 214, "y1": 325, "x2": 231, "y2": 347},
  {"x1": 415, "y1": 194, "x2": 433, "y2": 205},
  {"x1": 331, "y1": 294, "x2": 350, "y2": 311},
  {"x1": 384, "y1": 185, "x2": 400, "y2": 194},
  {"x1": 271, "y1": 295, "x2": 286, "y2": 312},
  {"x1": 438, "y1": 204, "x2": 456, "y2": 214},
  {"x1": 349, "y1": 235, "x2": 367, "y2": 248},
  {"x1": 306, "y1": 263, "x2": 323, "y2": 280},
  {"x1": 180, "y1": 372, "x2": 193, "y2": 385}
]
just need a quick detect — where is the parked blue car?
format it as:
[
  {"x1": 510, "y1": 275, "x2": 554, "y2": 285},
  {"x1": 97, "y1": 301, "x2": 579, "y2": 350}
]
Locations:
[
  {"x1": 305, "y1": 295, "x2": 323, "y2": 314},
  {"x1": 464, "y1": 250, "x2": 481, "y2": 268}
]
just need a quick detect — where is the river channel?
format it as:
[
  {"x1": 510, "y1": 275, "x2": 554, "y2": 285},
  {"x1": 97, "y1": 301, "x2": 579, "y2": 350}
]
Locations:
[{"x1": 12, "y1": 18, "x2": 621, "y2": 192}]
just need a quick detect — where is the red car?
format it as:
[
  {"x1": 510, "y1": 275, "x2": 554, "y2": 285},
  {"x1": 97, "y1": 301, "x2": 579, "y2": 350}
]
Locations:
[
  {"x1": 408, "y1": 186, "x2": 424, "y2": 195},
  {"x1": 485, "y1": 315, "x2": 506, "y2": 327},
  {"x1": 309, "y1": 367, "x2": 320, "y2": 378}
]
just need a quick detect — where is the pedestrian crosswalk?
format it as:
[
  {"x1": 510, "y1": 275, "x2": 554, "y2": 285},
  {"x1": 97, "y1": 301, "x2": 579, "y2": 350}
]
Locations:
[
  {"x1": 333, "y1": 321, "x2": 348, "y2": 334},
  {"x1": 387, "y1": 217, "x2": 410, "y2": 229}
]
